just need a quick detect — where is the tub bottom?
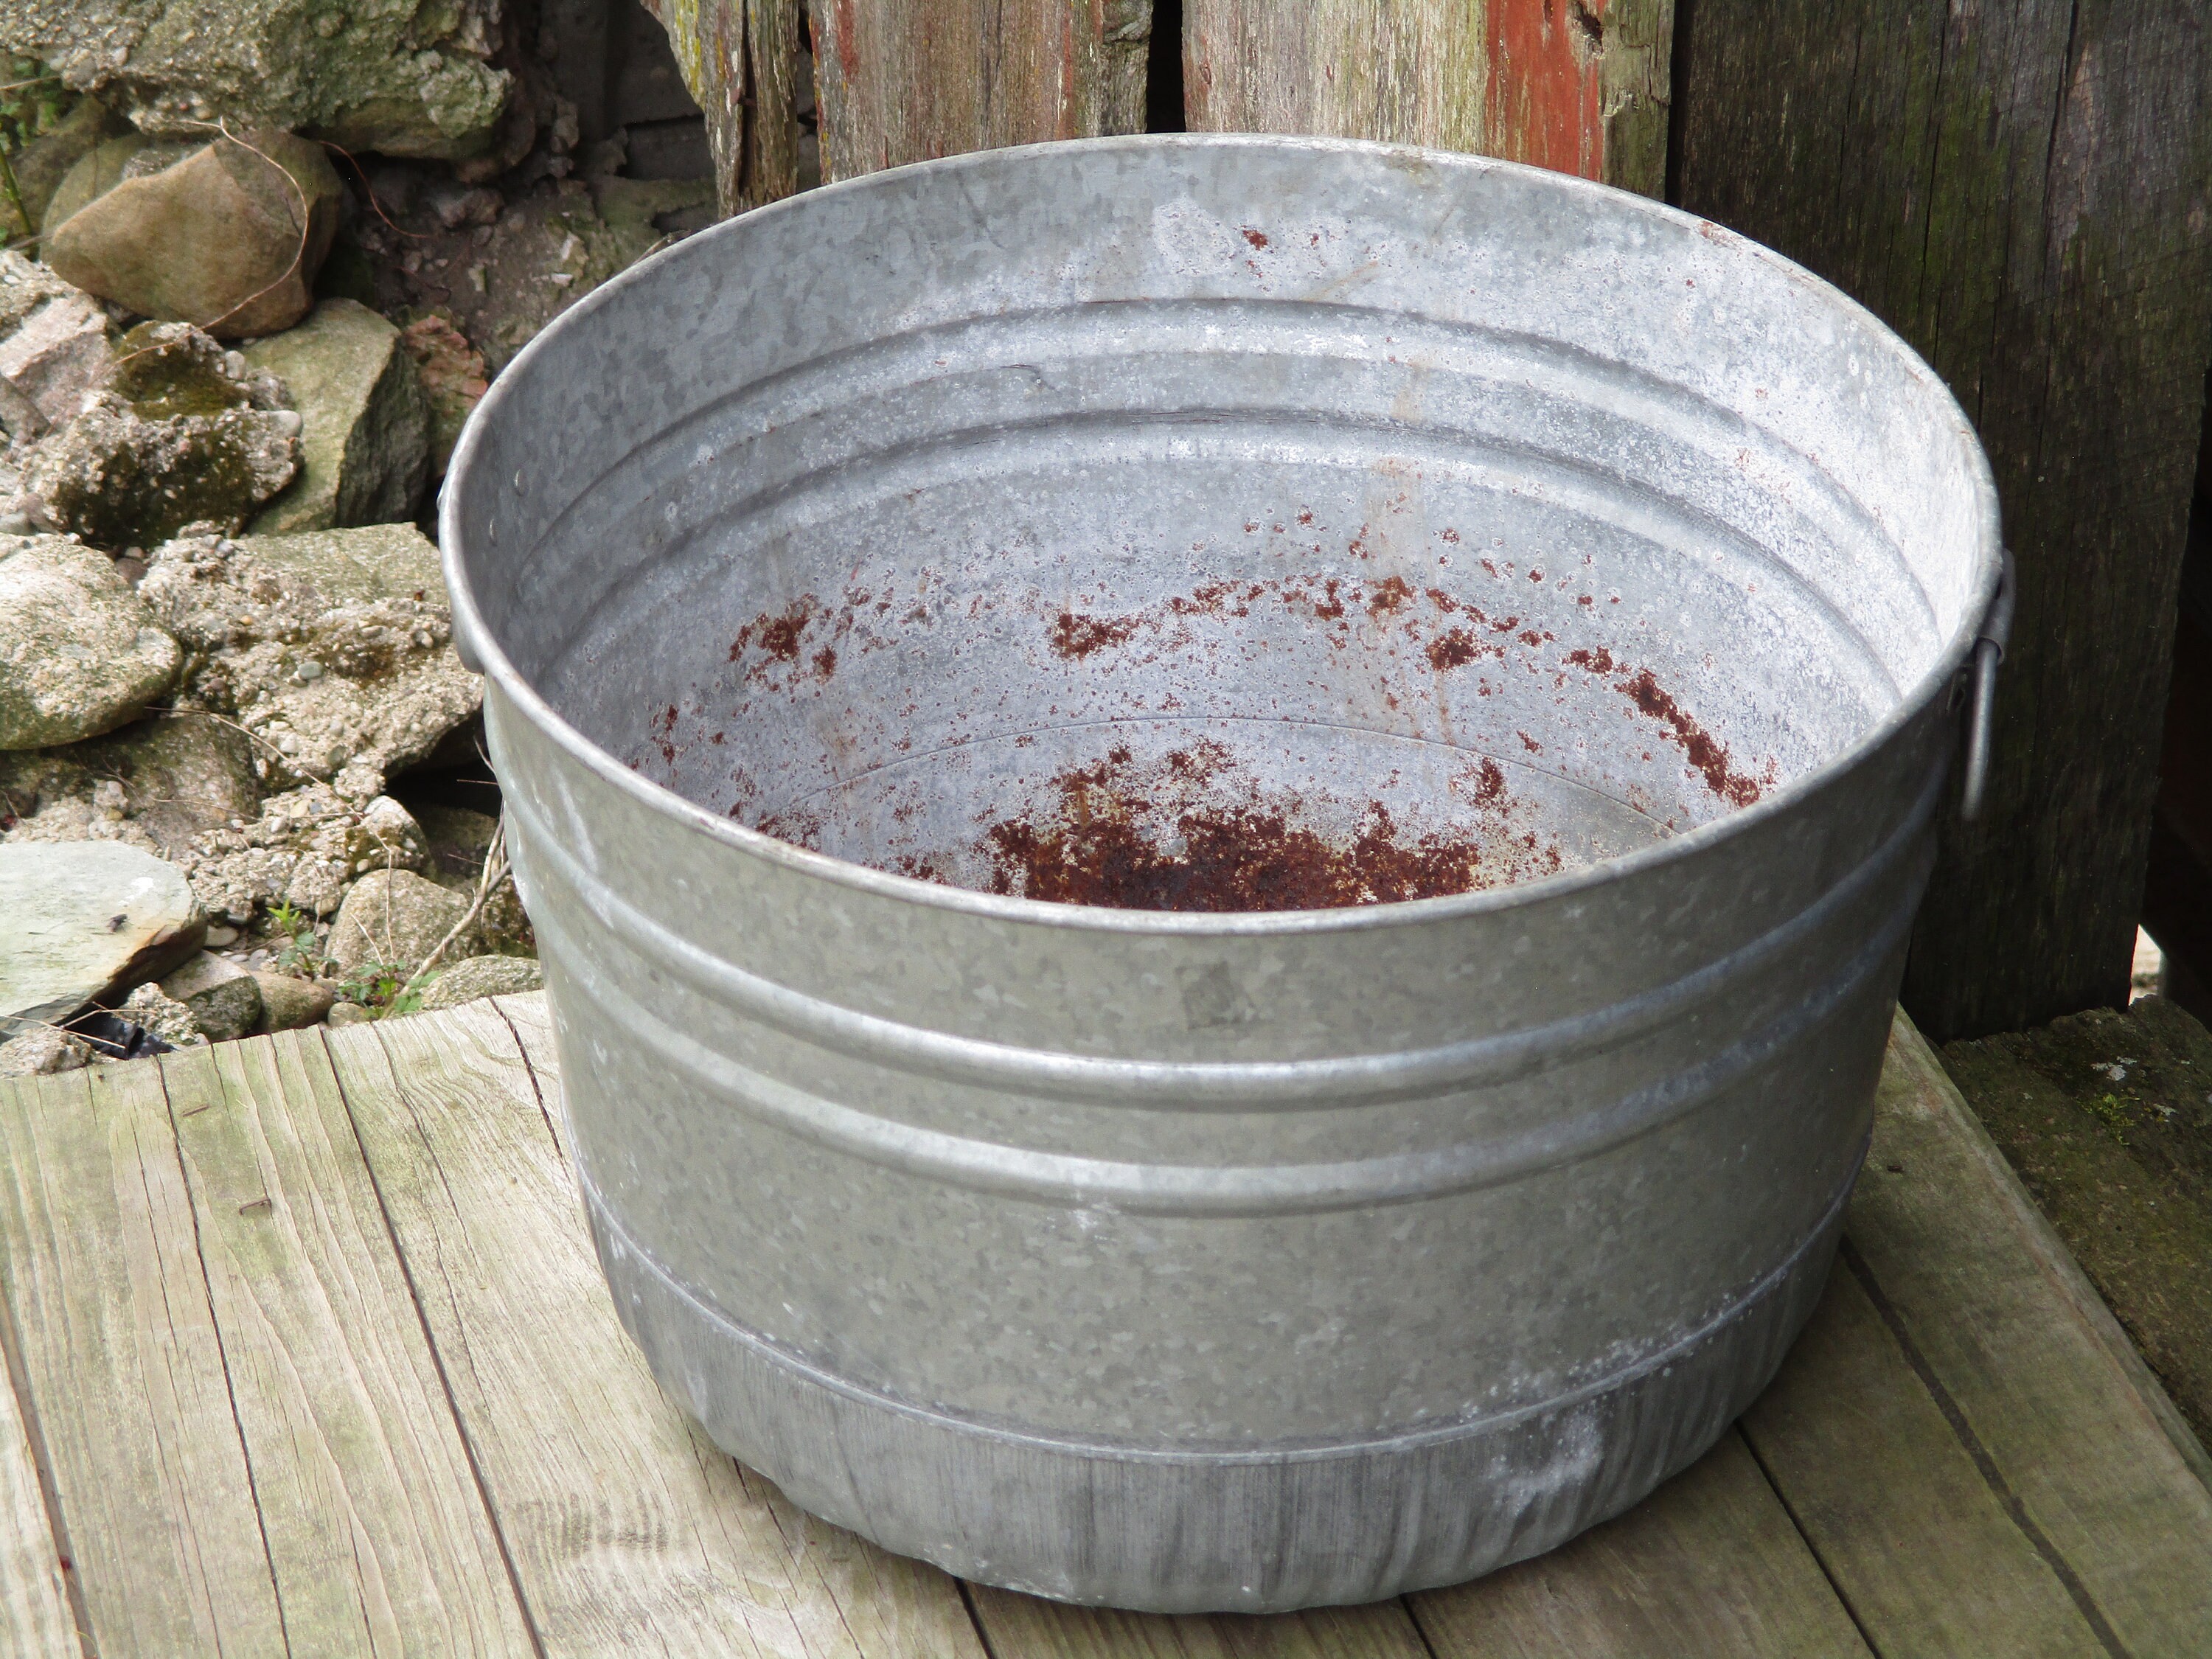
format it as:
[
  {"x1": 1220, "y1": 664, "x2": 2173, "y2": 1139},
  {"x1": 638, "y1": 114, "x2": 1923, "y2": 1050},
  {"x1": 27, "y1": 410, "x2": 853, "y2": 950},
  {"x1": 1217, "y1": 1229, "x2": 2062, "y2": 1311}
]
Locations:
[{"x1": 582, "y1": 1161, "x2": 1854, "y2": 1613}]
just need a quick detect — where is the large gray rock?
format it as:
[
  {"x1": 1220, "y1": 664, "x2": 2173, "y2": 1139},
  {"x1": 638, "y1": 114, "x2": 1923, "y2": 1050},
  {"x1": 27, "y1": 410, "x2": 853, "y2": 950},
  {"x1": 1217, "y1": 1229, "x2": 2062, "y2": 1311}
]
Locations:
[
  {"x1": 0, "y1": 534, "x2": 178, "y2": 748},
  {"x1": 0, "y1": 840, "x2": 205, "y2": 1034},
  {"x1": 416, "y1": 953, "x2": 541, "y2": 1011},
  {"x1": 0, "y1": 712, "x2": 261, "y2": 855},
  {"x1": 46, "y1": 132, "x2": 344, "y2": 338},
  {"x1": 243, "y1": 300, "x2": 431, "y2": 533},
  {"x1": 168, "y1": 780, "x2": 377, "y2": 924},
  {"x1": 12, "y1": 0, "x2": 512, "y2": 161},
  {"x1": 0, "y1": 252, "x2": 74, "y2": 337},
  {"x1": 21, "y1": 322, "x2": 300, "y2": 546},
  {"x1": 138, "y1": 524, "x2": 480, "y2": 796},
  {"x1": 157, "y1": 949, "x2": 262, "y2": 1042},
  {"x1": 327, "y1": 868, "x2": 476, "y2": 972}
]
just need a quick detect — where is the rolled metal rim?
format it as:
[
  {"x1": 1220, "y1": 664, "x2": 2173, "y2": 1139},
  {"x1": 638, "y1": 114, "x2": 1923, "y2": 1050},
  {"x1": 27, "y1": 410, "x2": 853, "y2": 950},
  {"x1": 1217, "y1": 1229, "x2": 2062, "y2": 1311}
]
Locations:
[{"x1": 442, "y1": 132, "x2": 2005, "y2": 937}]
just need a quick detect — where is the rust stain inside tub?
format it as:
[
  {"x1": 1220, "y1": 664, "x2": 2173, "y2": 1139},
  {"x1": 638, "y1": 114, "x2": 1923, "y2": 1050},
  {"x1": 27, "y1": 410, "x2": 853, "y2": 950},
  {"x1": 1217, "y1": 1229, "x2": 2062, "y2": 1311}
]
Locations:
[
  {"x1": 636, "y1": 568, "x2": 1786, "y2": 911},
  {"x1": 962, "y1": 747, "x2": 1556, "y2": 912}
]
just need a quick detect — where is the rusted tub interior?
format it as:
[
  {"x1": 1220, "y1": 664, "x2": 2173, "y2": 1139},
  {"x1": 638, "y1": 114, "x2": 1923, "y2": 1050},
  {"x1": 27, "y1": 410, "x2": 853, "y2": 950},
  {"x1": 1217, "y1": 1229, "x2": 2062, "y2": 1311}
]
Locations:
[{"x1": 498, "y1": 164, "x2": 1975, "y2": 910}]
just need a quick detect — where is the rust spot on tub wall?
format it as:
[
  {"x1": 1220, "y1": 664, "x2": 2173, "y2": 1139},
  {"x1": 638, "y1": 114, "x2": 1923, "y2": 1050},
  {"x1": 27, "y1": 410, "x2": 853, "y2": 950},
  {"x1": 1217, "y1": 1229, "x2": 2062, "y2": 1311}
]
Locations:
[
  {"x1": 1051, "y1": 611, "x2": 1141, "y2": 658},
  {"x1": 1427, "y1": 627, "x2": 1482, "y2": 669},
  {"x1": 1366, "y1": 575, "x2": 1412, "y2": 616},
  {"x1": 1615, "y1": 668, "x2": 1767, "y2": 807}
]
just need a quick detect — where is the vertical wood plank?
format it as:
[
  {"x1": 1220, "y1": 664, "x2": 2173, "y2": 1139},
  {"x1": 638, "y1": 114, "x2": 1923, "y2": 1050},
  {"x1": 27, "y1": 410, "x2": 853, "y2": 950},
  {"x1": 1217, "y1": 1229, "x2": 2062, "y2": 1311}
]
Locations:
[
  {"x1": 327, "y1": 1000, "x2": 989, "y2": 1658},
  {"x1": 1407, "y1": 1430, "x2": 1870, "y2": 1658},
  {"x1": 0, "y1": 1176, "x2": 77, "y2": 1659},
  {"x1": 813, "y1": 0, "x2": 1155, "y2": 182},
  {"x1": 155, "y1": 1034, "x2": 538, "y2": 1657},
  {"x1": 1844, "y1": 1014, "x2": 2212, "y2": 1651},
  {"x1": 1183, "y1": 0, "x2": 1672, "y2": 197},
  {"x1": 1673, "y1": 0, "x2": 2212, "y2": 1037},
  {"x1": 0, "y1": 1065, "x2": 285, "y2": 1657},
  {"x1": 1740, "y1": 1267, "x2": 2107, "y2": 1658},
  {"x1": 1183, "y1": 1, "x2": 1490, "y2": 155},
  {"x1": 644, "y1": 0, "x2": 809, "y2": 214}
]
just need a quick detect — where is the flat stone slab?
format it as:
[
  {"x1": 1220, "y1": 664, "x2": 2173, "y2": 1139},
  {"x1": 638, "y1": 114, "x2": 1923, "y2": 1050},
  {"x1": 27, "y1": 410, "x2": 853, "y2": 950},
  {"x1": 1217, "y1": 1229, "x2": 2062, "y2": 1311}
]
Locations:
[{"x1": 0, "y1": 841, "x2": 204, "y2": 1032}]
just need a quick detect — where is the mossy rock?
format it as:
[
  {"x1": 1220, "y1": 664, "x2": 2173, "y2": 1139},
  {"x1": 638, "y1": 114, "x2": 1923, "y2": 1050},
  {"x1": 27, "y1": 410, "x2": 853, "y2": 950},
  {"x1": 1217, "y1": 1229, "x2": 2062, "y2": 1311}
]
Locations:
[
  {"x1": 243, "y1": 299, "x2": 431, "y2": 533},
  {"x1": 13, "y1": 1, "x2": 511, "y2": 162}
]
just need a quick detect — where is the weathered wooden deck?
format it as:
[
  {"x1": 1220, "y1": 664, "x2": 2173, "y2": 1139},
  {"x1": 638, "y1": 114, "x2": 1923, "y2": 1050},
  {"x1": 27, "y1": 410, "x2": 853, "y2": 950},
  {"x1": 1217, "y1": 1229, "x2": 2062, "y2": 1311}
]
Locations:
[{"x1": 1, "y1": 995, "x2": 2208, "y2": 1657}]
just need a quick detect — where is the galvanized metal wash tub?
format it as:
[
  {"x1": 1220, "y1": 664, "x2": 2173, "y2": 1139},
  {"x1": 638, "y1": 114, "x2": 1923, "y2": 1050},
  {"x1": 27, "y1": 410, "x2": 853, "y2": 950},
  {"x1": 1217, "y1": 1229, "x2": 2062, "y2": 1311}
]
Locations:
[{"x1": 442, "y1": 136, "x2": 2004, "y2": 1612}]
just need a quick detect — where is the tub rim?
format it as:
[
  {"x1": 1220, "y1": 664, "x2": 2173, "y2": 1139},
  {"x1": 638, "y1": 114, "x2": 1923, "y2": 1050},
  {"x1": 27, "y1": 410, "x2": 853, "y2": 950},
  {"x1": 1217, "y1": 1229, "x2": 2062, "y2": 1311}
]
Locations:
[{"x1": 441, "y1": 131, "x2": 2004, "y2": 939}]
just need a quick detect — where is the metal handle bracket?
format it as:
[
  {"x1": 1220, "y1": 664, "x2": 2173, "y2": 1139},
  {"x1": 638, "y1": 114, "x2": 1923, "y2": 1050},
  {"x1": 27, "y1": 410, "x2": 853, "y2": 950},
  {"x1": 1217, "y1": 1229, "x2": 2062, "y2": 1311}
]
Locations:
[{"x1": 1961, "y1": 548, "x2": 2015, "y2": 821}]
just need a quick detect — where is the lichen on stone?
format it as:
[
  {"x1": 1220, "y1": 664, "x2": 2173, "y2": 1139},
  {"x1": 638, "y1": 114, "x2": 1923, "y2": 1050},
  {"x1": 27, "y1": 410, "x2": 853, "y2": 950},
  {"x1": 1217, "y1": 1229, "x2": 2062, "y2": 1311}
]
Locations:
[
  {"x1": 21, "y1": 321, "x2": 300, "y2": 545},
  {"x1": 11, "y1": 0, "x2": 513, "y2": 162},
  {"x1": 137, "y1": 524, "x2": 480, "y2": 801}
]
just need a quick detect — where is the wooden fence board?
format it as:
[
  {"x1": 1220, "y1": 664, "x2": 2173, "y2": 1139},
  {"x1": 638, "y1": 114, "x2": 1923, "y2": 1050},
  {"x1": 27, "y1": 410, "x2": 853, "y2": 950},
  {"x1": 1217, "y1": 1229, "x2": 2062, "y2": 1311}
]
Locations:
[
  {"x1": 812, "y1": 0, "x2": 1153, "y2": 182},
  {"x1": 1673, "y1": 0, "x2": 2212, "y2": 1037},
  {"x1": 1183, "y1": 0, "x2": 1672, "y2": 195}
]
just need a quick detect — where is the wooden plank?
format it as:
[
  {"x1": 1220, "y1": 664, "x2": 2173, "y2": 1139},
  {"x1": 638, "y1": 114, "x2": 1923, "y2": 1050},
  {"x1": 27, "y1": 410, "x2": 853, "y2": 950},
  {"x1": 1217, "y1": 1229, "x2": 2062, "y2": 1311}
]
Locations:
[
  {"x1": 1183, "y1": 1, "x2": 1489, "y2": 156},
  {"x1": 966, "y1": 1584, "x2": 1427, "y2": 1657},
  {"x1": 1407, "y1": 1429, "x2": 1870, "y2": 1658},
  {"x1": 1844, "y1": 1013, "x2": 2212, "y2": 1651},
  {"x1": 0, "y1": 1062, "x2": 285, "y2": 1656},
  {"x1": 812, "y1": 0, "x2": 1154, "y2": 183},
  {"x1": 644, "y1": 0, "x2": 807, "y2": 215},
  {"x1": 1673, "y1": 0, "x2": 2212, "y2": 1037},
  {"x1": 1740, "y1": 1265, "x2": 2107, "y2": 1658},
  {"x1": 155, "y1": 1034, "x2": 537, "y2": 1656},
  {"x1": 0, "y1": 1167, "x2": 77, "y2": 1659},
  {"x1": 1183, "y1": 0, "x2": 1673, "y2": 197},
  {"x1": 327, "y1": 998, "x2": 988, "y2": 1657}
]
